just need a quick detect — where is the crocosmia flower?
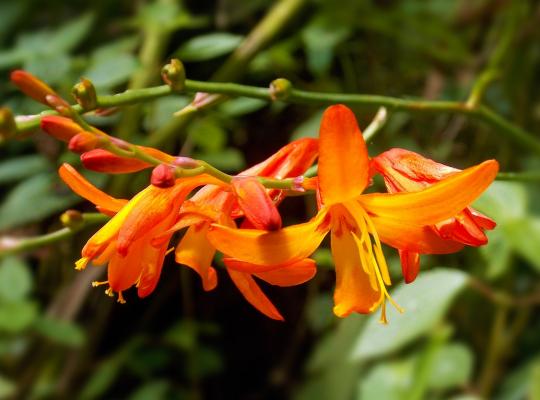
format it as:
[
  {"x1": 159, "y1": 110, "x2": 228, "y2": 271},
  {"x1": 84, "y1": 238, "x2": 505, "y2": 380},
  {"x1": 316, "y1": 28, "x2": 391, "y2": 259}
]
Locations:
[
  {"x1": 371, "y1": 148, "x2": 497, "y2": 283},
  {"x1": 206, "y1": 104, "x2": 499, "y2": 322},
  {"x1": 58, "y1": 163, "x2": 224, "y2": 302}
]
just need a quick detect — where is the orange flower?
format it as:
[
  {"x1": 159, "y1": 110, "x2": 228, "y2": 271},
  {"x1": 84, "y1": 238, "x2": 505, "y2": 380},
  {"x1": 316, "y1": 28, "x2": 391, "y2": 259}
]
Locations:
[
  {"x1": 173, "y1": 138, "x2": 318, "y2": 320},
  {"x1": 58, "y1": 163, "x2": 224, "y2": 301},
  {"x1": 371, "y1": 148, "x2": 497, "y2": 283},
  {"x1": 206, "y1": 105, "x2": 499, "y2": 322}
]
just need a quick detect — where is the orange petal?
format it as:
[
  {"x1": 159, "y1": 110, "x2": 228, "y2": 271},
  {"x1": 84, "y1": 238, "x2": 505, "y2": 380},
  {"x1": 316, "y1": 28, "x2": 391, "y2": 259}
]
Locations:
[
  {"x1": 331, "y1": 229, "x2": 383, "y2": 317},
  {"x1": 137, "y1": 242, "x2": 169, "y2": 298},
  {"x1": 254, "y1": 259, "x2": 316, "y2": 287},
  {"x1": 231, "y1": 176, "x2": 282, "y2": 230},
  {"x1": 207, "y1": 209, "x2": 330, "y2": 266},
  {"x1": 318, "y1": 105, "x2": 369, "y2": 205},
  {"x1": 359, "y1": 160, "x2": 499, "y2": 226},
  {"x1": 175, "y1": 224, "x2": 218, "y2": 291},
  {"x1": 108, "y1": 245, "x2": 145, "y2": 292},
  {"x1": 59, "y1": 163, "x2": 128, "y2": 212},
  {"x1": 369, "y1": 215, "x2": 464, "y2": 254},
  {"x1": 399, "y1": 250, "x2": 420, "y2": 284},
  {"x1": 227, "y1": 269, "x2": 284, "y2": 321},
  {"x1": 81, "y1": 149, "x2": 152, "y2": 173},
  {"x1": 243, "y1": 138, "x2": 318, "y2": 179},
  {"x1": 11, "y1": 70, "x2": 57, "y2": 105},
  {"x1": 41, "y1": 115, "x2": 82, "y2": 142}
]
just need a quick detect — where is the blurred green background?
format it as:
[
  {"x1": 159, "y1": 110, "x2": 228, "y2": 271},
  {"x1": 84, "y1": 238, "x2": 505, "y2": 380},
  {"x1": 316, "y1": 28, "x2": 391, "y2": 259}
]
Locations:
[{"x1": 1, "y1": 0, "x2": 540, "y2": 399}]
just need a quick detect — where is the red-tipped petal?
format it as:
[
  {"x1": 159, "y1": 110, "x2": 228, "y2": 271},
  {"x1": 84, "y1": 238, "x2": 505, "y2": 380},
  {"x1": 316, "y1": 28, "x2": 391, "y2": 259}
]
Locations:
[
  {"x1": 41, "y1": 116, "x2": 82, "y2": 142},
  {"x1": 11, "y1": 70, "x2": 57, "y2": 105},
  {"x1": 399, "y1": 250, "x2": 420, "y2": 284},
  {"x1": 82, "y1": 149, "x2": 152, "y2": 174}
]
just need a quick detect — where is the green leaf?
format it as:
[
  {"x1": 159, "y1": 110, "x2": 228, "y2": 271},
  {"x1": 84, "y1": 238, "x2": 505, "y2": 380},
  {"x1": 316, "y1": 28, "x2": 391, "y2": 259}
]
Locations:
[
  {"x1": 0, "y1": 300, "x2": 38, "y2": 333},
  {"x1": 85, "y1": 53, "x2": 138, "y2": 89},
  {"x1": 195, "y1": 148, "x2": 245, "y2": 172},
  {"x1": 302, "y1": 16, "x2": 351, "y2": 76},
  {"x1": 503, "y1": 218, "x2": 540, "y2": 272},
  {"x1": 47, "y1": 12, "x2": 95, "y2": 54},
  {"x1": 220, "y1": 97, "x2": 267, "y2": 116},
  {"x1": 480, "y1": 228, "x2": 512, "y2": 279},
  {"x1": 290, "y1": 109, "x2": 325, "y2": 141},
  {"x1": 428, "y1": 342, "x2": 473, "y2": 389},
  {"x1": 175, "y1": 33, "x2": 243, "y2": 62},
  {"x1": 0, "y1": 173, "x2": 78, "y2": 231},
  {"x1": 129, "y1": 381, "x2": 170, "y2": 400},
  {"x1": 189, "y1": 118, "x2": 227, "y2": 153},
  {"x1": 0, "y1": 375, "x2": 16, "y2": 399},
  {"x1": 33, "y1": 317, "x2": 86, "y2": 348},
  {"x1": 473, "y1": 181, "x2": 528, "y2": 223},
  {"x1": 24, "y1": 53, "x2": 71, "y2": 85},
  {"x1": 0, "y1": 155, "x2": 52, "y2": 184},
  {"x1": 144, "y1": 96, "x2": 189, "y2": 131},
  {"x1": 0, "y1": 257, "x2": 32, "y2": 302},
  {"x1": 358, "y1": 358, "x2": 413, "y2": 400},
  {"x1": 351, "y1": 268, "x2": 468, "y2": 360}
]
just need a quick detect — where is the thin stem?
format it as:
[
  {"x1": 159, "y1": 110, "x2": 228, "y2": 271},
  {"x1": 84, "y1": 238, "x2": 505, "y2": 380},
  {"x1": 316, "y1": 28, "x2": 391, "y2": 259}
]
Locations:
[
  {"x1": 363, "y1": 107, "x2": 388, "y2": 142},
  {"x1": 15, "y1": 79, "x2": 540, "y2": 155},
  {"x1": 0, "y1": 213, "x2": 108, "y2": 259},
  {"x1": 496, "y1": 171, "x2": 540, "y2": 181}
]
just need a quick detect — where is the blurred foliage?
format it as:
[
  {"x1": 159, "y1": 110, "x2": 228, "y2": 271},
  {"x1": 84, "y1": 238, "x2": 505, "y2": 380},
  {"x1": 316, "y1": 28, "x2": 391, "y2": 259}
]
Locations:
[{"x1": 1, "y1": 0, "x2": 540, "y2": 399}]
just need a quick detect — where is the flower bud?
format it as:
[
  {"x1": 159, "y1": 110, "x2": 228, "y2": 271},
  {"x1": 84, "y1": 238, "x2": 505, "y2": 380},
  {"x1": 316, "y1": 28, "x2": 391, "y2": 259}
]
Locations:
[
  {"x1": 10, "y1": 70, "x2": 57, "y2": 105},
  {"x1": 269, "y1": 78, "x2": 292, "y2": 101},
  {"x1": 41, "y1": 115, "x2": 82, "y2": 142},
  {"x1": 161, "y1": 59, "x2": 186, "y2": 91},
  {"x1": 60, "y1": 209, "x2": 84, "y2": 229},
  {"x1": 151, "y1": 164, "x2": 176, "y2": 188},
  {"x1": 72, "y1": 78, "x2": 98, "y2": 110},
  {"x1": 82, "y1": 149, "x2": 152, "y2": 174},
  {"x1": 0, "y1": 108, "x2": 17, "y2": 140},
  {"x1": 68, "y1": 131, "x2": 101, "y2": 153}
]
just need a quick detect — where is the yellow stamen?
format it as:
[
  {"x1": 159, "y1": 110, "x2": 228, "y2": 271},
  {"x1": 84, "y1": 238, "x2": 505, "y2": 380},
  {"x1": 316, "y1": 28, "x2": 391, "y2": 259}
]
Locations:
[
  {"x1": 92, "y1": 280, "x2": 109, "y2": 287},
  {"x1": 117, "y1": 291, "x2": 126, "y2": 304},
  {"x1": 75, "y1": 257, "x2": 90, "y2": 270}
]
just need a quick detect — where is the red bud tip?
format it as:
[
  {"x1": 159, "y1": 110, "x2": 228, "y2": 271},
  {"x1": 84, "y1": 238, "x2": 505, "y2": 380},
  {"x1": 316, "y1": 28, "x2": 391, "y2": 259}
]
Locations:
[
  {"x1": 41, "y1": 116, "x2": 82, "y2": 142},
  {"x1": 10, "y1": 70, "x2": 57, "y2": 105},
  {"x1": 151, "y1": 164, "x2": 176, "y2": 188}
]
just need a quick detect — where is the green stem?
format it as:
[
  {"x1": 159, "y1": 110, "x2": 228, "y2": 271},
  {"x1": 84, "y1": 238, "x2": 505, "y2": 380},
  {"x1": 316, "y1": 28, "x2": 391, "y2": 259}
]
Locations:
[
  {"x1": 496, "y1": 171, "x2": 540, "y2": 181},
  {"x1": 0, "y1": 213, "x2": 108, "y2": 259}
]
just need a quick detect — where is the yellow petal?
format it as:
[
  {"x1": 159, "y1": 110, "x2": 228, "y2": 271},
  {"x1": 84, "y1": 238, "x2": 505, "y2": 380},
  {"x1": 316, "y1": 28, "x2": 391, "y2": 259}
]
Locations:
[
  {"x1": 358, "y1": 160, "x2": 499, "y2": 226},
  {"x1": 175, "y1": 224, "x2": 218, "y2": 291},
  {"x1": 318, "y1": 105, "x2": 369, "y2": 205},
  {"x1": 331, "y1": 228, "x2": 383, "y2": 317},
  {"x1": 227, "y1": 269, "x2": 284, "y2": 321},
  {"x1": 207, "y1": 209, "x2": 330, "y2": 266}
]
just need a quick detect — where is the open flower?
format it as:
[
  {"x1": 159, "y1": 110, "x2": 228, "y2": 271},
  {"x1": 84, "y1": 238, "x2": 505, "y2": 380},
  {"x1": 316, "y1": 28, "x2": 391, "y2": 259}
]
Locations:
[
  {"x1": 206, "y1": 105, "x2": 499, "y2": 321},
  {"x1": 371, "y1": 148, "x2": 497, "y2": 283},
  {"x1": 59, "y1": 163, "x2": 224, "y2": 302},
  {"x1": 172, "y1": 138, "x2": 319, "y2": 320}
]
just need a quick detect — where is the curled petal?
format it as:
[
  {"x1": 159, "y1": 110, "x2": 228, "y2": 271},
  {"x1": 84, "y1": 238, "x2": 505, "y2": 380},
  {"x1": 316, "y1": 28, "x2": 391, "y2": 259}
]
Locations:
[
  {"x1": 207, "y1": 209, "x2": 330, "y2": 266},
  {"x1": 59, "y1": 163, "x2": 127, "y2": 213},
  {"x1": 399, "y1": 250, "x2": 420, "y2": 284},
  {"x1": 227, "y1": 269, "x2": 284, "y2": 321},
  {"x1": 232, "y1": 176, "x2": 282, "y2": 230},
  {"x1": 254, "y1": 259, "x2": 316, "y2": 287},
  {"x1": 175, "y1": 224, "x2": 218, "y2": 291},
  {"x1": 11, "y1": 70, "x2": 57, "y2": 105},
  {"x1": 359, "y1": 160, "x2": 499, "y2": 226},
  {"x1": 318, "y1": 105, "x2": 369, "y2": 205}
]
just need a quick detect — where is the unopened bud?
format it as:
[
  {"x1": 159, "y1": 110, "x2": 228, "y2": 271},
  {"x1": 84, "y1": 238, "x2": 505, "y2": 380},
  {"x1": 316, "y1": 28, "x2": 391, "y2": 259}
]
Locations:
[
  {"x1": 41, "y1": 115, "x2": 82, "y2": 142},
  {"x1": 60, "y1": 210, "x2": 84, "y2": 229},
  {"x1": 151, "y1": 164, "x2": 176, "y2": 188},
  {"x1": 161, "y1": 59, "x2": 186, "y2": 91},
  {"x1": 10, "y1": 70, "x2": 57, "y2": 106},
  {"x1": 81, "y1": 149, "x2": 152, "y2": 174},
  {"x1": 269, "y1": 78, "x2": 292, "y2": 101},
  {"x1": 68, "y1": 131, "x2": 101, "y2": 153},
  {"x1": 72, "y1": 78, "x2": 98, "y2": 110},
  {"x1": 0, "y1": 108, "x2": 17, "y2": 140}
]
